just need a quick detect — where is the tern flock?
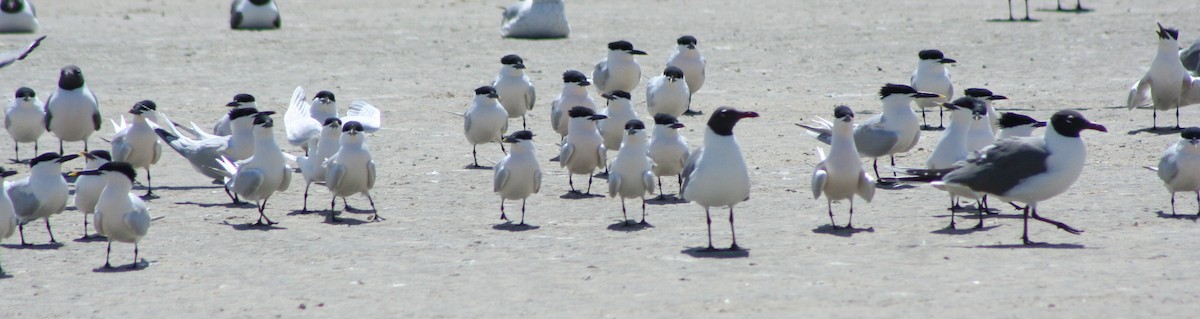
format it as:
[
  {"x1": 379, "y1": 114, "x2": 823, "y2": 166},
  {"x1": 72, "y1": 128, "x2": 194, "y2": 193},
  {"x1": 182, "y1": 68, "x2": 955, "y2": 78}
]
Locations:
[{"x1": 0, "y1": 0, "x2": 1199, "y2": 276}]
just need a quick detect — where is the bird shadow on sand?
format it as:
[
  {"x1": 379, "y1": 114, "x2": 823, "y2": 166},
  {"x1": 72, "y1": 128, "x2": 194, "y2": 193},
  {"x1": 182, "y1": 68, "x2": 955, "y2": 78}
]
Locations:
[
  {"x1": 560, "y1": 191, "x2": 604, "y2": 199},
  {"x1": 464, "y1": 164, "x2": 493, "y2": 170},
  {"x1": 92, "y1": 260, "x2": 149, "y2": 273},
  {"x1": 73, "y1": 235, "x2": 108, "y2": 243},
  {"x1": 1155, "y1": 211, "x2": 1200, "y2": 221},
  {"x1": 2, "y1": 242, "x2": 64, "y2": 250},
  {"x1": 1127, "y1": 127, "x2": 1184, "y2": 136},
  {"x1": 931, "y1": 225, "x2": 1000, "y2": 235},
  {"x1": 148, "y1": 185, "x2": 223, "y2": 191},
  {"x1": 875, "y1": 182, "x2": 916, "y2": 190},
  {"x1": 7, "y1": 158, "x2": 29, "y2": 164},
  {"x1": 0, "y1": 272, "x2": 13, "y2": 279},
  {"x1": 323, "y1": 216, "x2": 371, "y2": 226},
  {"x1": 681, "y1": 247, "x2": 750, "y2": 259},
  {"x1": 287, "y1": 209, "x2": 322, "y2": 216},
  {"x1": 987, "y1": 18, "x2": 1040, "y2": 23},
  {"x1": 606, "y1": 220, "x2": 654, "y2": 232},
  {"x1": 492, "y1": 222, "x2": 540, "y2": 232},
  {"x1": 811, "y1": 224, "x2": 875, "y2": 237},
  {"x1": 176, "y1": 201, "x2": 256, "y2": 209},
  {"x1": 919, "y1": 126, "x2": 945, "y2": 132},
  {"x1": 971, "y1": 242, "x2": 1088, "y2": 249},
  {"x1": 221, "y1": 221, "x2": 286, "y2": 231},
  {"x1": 1036, "y1": 7, "x2": 1092, "y2": 13},
  {"x1": 646, "y1": 195, "x2": 687, "y2": 205}
]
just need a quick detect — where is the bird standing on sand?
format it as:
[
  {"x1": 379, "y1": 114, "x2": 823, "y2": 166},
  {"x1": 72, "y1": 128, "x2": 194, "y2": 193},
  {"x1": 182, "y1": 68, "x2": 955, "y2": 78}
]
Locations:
[
  {"x1": 608, "y1": 120, "x2": 656, "y2": 225},
  {"x1": 1150, "y1": 127, "x2": 1200, "y2": 216},
  {"x1": 1127, "y1": 23, "x2": 1200, "y2": 130},
  {"x1": 494, "y1": 130, "x2": 541, "y2": 225},
  {"x1": 559, "y1": 106, "x2": 607, "y2": 194},
  {"x1": 493, "y1": 55, "x2": 536, "y2": 129},
  {"x1": 74, "y1": 162, "x2": 150, "y2": 269},
  {"x1": 7, "y1": 152, "x2": 77, "y2": 244},
  {"x1": 666, "y1": 35, "x2": 706, "y2": 116},
  {"x1": 682, "y1": 107, "x2": 758, "y2": 251},
  {"x1": 501, "y1": 0, "x2": 569, "y2": 39},
  {"x1": 911, "y1": 50, "x2": 956, "y2": 129},
  {"x1": 45, "y1": 65, "x2": 100, "y2": 154},
  {"x1": 811, "y1": 106, "x2": 875, "y2": 229},
  {"x1": 648, "y1": 114, "x2": 689, "y2": 199},
  {"x1": 5, "y1": 87, "x2": 44, "y2": 162}
]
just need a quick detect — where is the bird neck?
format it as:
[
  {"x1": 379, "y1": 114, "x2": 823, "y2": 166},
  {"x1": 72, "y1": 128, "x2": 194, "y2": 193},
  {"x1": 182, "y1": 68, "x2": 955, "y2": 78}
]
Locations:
[
  {"x1": 917, "y1": 60, "x2": 945, "y2": 73},
  {"x1": 703, "y1": 128, "x2": 740, "y2": 152},
  {"x1": 608, "y1": 51, "x2": 635, "y2": 62},
  {"x1": 620, "y1": 133, "x2": 648, "y2": 151},
  {"x1": 512, "y1": 141, "x2": 537, "y2": 156},
  {"x1": 1158, "y1": 39, "x2": 1181, "y2": 57},
  {"x1": 31, "y1": 163, "x2": 62, "y2": 176},
  {"x1": 254, "y1": 128, "x2": 279, "y2": 149},
  {"x1": 564, "y1": 84, "x2": 588, "y2": 95},
  {"x1": 881, "y1": 96, "x2": 916, "y2": 113},
  {"x1": 500, "y1": 66, "x2": 524, "y2": 77}
]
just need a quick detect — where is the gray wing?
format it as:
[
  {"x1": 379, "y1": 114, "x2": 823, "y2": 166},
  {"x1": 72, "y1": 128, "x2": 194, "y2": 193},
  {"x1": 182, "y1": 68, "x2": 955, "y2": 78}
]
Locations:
[
  {"x1": 593, "y1": 60, "x2": 608, "y2": 92},
  {"x1": 366, "y1": 161, "x2": 375, "y2": 189},
  {"x1": 558, "y1": 144, "x2": 574, "y2": 168},
  {"x1": 502, "y1": 2, "x2": 520, "y2": 22},
  {"x1": 1158, "y1": 150, "x2": 1180, "y2": 184},
  {"x1": 277, "y1": 166, "x2": 291, "y2": 192},
  {"x1": 526, "y1": 84, "x2": 536, "y2": 111},
  {"x1": 852, "y1": 118, "x2": 899, "y2": 158},
  {"x1": 0, "y1": 35, "x2": 45, "y2": 70},
  {"x1": 7, "y1": 183, "x2": 39, "y2": 221},
  {"x1": 326, "y1": 162, "x2": 345, "y2": 192},
  {"x1": 1182, "y1": 40, "x2": 1200, "y2": 74},
  {"x1": 943, "y1": 137, "x2": 1049, "y2": 196},
  {"x1": 464, "y1": 112, "x2": 472, "y2": 134},
  {"x1": 90, "y1": 90, "x2": 101, "y2": 130},
  {"x1": 811, "y1": 164, "x2": 827, "y2": 199},
  {"x1": 680, "y1": 147, "x2": 704, "y2": 194},
  {"x1": 493, "y1": 165, "x2": 508, "y2": 192},
  {"x1": 233, "y1": 169, "x2": 264, "y2": 197},
  {"x1": 550, "y1": 98, "x2": 563, "y2": 132}
]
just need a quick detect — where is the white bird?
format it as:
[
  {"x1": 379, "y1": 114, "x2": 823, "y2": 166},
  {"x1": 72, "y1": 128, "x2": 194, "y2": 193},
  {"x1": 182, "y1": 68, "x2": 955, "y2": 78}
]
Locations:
[
  {"x1": 911, "y1": 49, "x2": 956, "y2": 129},
  {"x1": 795, "y1": 84, "x2": 941, "y2": 180},
  {"x1": 926, "y1": 98, "x2": 986, "y2": 227},
  {"x1": 1127, "y1": 23, "x2": 1200, "y2": 130},
  {"x1": 324, "y1": 121, "x2": 378, "y2": 222},
  {"x1": 494, "y1": 130, "x2": 541, "y2": 225},
  {"x1": 965, "y1": 104, "x2": 996, "y2": 153},
  {"x1": 996, "y1": 112, "x2": 1046, "y2": 139},
  {"x1": 682, "y1": 106, "x2": 758, "y2": 251},
  {"x1": 646, "y1": 66, "x2": 690, "y2": 118},
  {"x1": 593, "y1": 40, "x2": 646, "y2": 95},
  {"x1": 811, "y1": 106, "x2": 875, "y2": 229},
  {"x1": 666, "y1": 35, "x2": 706, "y2": 115},
  {"x1": 110, "y1": 100, "x2": 164, "y2": 198},
  {"x1": 6, "y1": 152, "x2": 77, "y2": 245},
  {"x1": 155, "y1": 107, "x2": 260, "y2": 204},
  {"x1": 500, "y1": 0, "x2": 569, "y2": 39},
  {"x1": 963, "y1": 87, "x2": 1008, "y2": 136},
  {"x1": 559, "y1": 106, "x2": 607, "y2": 194},
  {"x1": 648, "y1": 113, "x2": 689, "y2": 199},
  {"x1": 73, "y1": 150, "x2": 111, "y2": 240},
  {"x1": 493, "y1": 54, "x2": 536, "y2": 129},
  {"x1": 5, "y1": 87, "x2": 44, "y2": 162},
  {"x1": 607, "y1": 120, "x2": 656, "y2": 225},
  {"x1": 73, "y1": 162, "x2": 150, "y2": 269},
  {"x1": 294, "y1": 118, "x2": 341, "y2": 212},
  {"x1": 464, "y1": 86, "x2": 509, "y2": 168},
  {"x1": 932, "y1": 110, "x2": 1106, "y2": 244},
  {"x1": 0, "y1": 0, "x2": 37, "y2": 33},
  {"x1": 217, "y1": 112, "x2": 291, "y2": 226},
  {"x1": 597, "y1": 90, "x2": 637, "y2": 151},
  {"x1": 284, "y1": 87, "x2": 338, "y2": 153},
  {"x1": 211, "y1": 94, "x2": 257, "y2": 137},
  {"x1": 550, "y1": 70, "x2": 596, "y2": 139},
  {"x1": 0, "y1": 167, "x2": 18, "y2": 274},
  {"x1": 45, "y1": 65, "x2": 101, "y2": 154},
  {"x1": 1151, "y1": 127, "x2": 1200, "y2": 215},
  {"x1": 230, "y1": 0, "x2": 279, "y2": 30},
  {"x1": 0, "y1": 35, "x2": 42, "y2": 70}
]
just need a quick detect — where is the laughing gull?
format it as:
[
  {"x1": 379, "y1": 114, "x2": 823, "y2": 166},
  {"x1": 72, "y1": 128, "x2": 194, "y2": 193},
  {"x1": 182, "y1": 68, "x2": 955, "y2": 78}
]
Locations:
[
  {"x1": 593, "y1": 40, "x2": 646, "y2": 95},
  {"x1": 155, "y1": 108, "x2": 258, "y2": 204},
  {"x1": 284, "y1": 87, "x2": 337, "y2": 154},
  {"x1": 648, "y1": 113, "x2": 689, "y2": 199},
  {"x1": 217, "y1": 112, "x2": 291, "y2": 226},
  {"x1": 324, "y1": 121, "x2": 379, "y2": 222},
  {"x1": 73, "y1": 162, "x2": 150, "y2": 269},
  {"x1": 1127, "y1": 23, "x2": 1200, "y2": 130},
  {"x1": 911, "y1": 50, "x2": 956, "y2": 129},
  {"x1": 646, "y1": 66, "x2": 690, "y2": 118},
  {"x1": 682, "y1": 107, "x2": 758, "y2": 251},
  {"x1": 932, "y1": 110, "x2": 1106, "y2": 244},
  {"x1": 74, "y1": 150, "x2": 110, "y2": 239},
  {"x1": 559, "y1": 106, "x2": 606, "y2": 194},
  {"x1": 926, "y1": 98, "x2": 986, "y2": 227},
  {"x1": 1150, "y1": 127, "x2": 1200, "y2": 215},
  {"x1": 0, "y1": 35, "x2": 42, "y2": 70},
  {"x1": 493, "y1": 54, "x2": 536, "y2": 129},
  {"x1": 295, "y1": 118, "x2": 341, "y2": 212},
  {"x1": 7, "y1": 152, "x2": 77, "y2": 244},
  {"x1": 500, "y1": 0, "x2": 569, "y2": 39},
  {"x1": 0, "y1": 167, "x2": 15, "y2": 274},
  {"x1": 230, "y1": 0, "x2": 280, "y2": 30},
  {"x1": 608, "y1": 119, "x2": 655, "y2": 225},
  {"x1": 110, "y1": 100, "x2": 164, "y2": 198},
  {"x1": 464, "y1": 86, "x2": 509, "y2": 168},
  {"x1": 796, "y1": 84, "x2": 941, "y2": 180},
  {"x1": 5, "y1": 87, "x2": 43, "y2": 162},
  {"x1": 212, "y1": 94, "x2": 257, "y2": 136},
  {"x1": 45, "y1": 65, "x2": 101, "y2": 154},
  {"x1": 550, "y1": 70, "x2": 596, "y2": 139},
  {"x1": 597, "y1": 90, "x2": 637, "y2": 151},
  {"x1": 666, "y1": 35, "x2": 706, "y2": 116},
  {"x1": 996, "y1": 112, "x2": 1046, "y2": 139},
  {"x1": 811, "y1": 106, "x2": 875, "y2": 229},
  {"x1": 494, "y1": 130, "x2": 541, "y2": 225},
  {"x1": 0, "y1": 0, "x2": 37, "y2": 33},
  {"x1": 963, "y1": 87, "x2": 1008, "y2": 136}
]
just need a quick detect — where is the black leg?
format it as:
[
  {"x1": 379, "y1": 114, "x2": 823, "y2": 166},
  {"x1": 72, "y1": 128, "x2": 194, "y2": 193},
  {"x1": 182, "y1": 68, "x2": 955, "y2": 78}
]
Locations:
[
  {"x1": 1177, "y1": 107, "x2": 1182, "y2": 129},
  {"x1": 142, "y1": 168, "x2": 156, "y2": 199},
  {"x1": 366, "y1": 193, "x2": 381, "y2": 221},
  {"x1": 568, "y1": 174, "x2": 576, "y2": 193},
  {"x1": 1153, "y1": 108, "x2": 1158, "y2": 130},
  {"x1": 947, "y1": 196, "x2": 957, "y2": 229},
  {"x1": 872, "y1": 159, "x2": 880, "y2": 180},
  {"x1": 84, "y1": 140, "x2": 89, "y2": 152},
  {"x1": 1195, "y1": 192, "x2": 1199, "y2": 216},
  {"x1": 327, "y1": 195, "x2": 341, "y2": 223},
  {"x1": 826, "y1": 200, "x2": 837, "y2": 228},
  {"x1": 1057, "y1": 0, "x2": 1063, "y2": 10},
  {"x1": 847, "y1": 199, "x2": 855, "y2": 229},
  {"x1": 131, "y1": 243, "x2": 140, "y2": 269},
  {"x1": 938, "y1": 106, "x2": 944, "y2": 129},
  {"x1": 1024, "y1": 0, "x2": 1031, "y2": 20},
  {"x1": 522, "y1": 116, "x2": 527, "y2": 130},
  {"x1": 18, "y1": 224, "x2": 27, "y2": 245},
  {"x1": 303, "y1": 183, "x2": 310, "y2": 212},
  {"x1": 1030, "y1": 207, "x2": 1083, "y2": 234},
  {"x1": 586, "y1": 175, "x2": 593, "y2": 194},
  {"x1": 45, "y1": 219, "x2": 57, "y2": 244},
  {"x1": 104, "y1": 241, "x2": 113, "y2": 269},
  {"x1": 499, "y1": 139, "x2": 507, "y2": 155},
  {"x1": 519, "y1": 198, "x2": 527, "y2": 225},
  {"x1": 1076, "y1": 0, "x2": 1082, "y2": 10},
  {"x1": 639, "y1": 198, "x2": 648, "y2": 224},
  {"x1": 12, "y1": 144, "x2": 17, "y2": 162},
  {"x1": 500, "y1": 198, "x2": 508, "y2": 221},
  {"x1": 728, "y1": 207, "x2": 739, "y2": 251},
  {"x1": 677, "y1": 174, "x2": 683, "y2": 194},
  {"x1": 255, "y1": 198, "x2": 278, "y2": 226},
  {"x1": 704, "y1": 207, "x2": 714, "y2": 250},
  {"x1": 472, "y1": 145, "x2": 479, "y2": 167},
  {"x1": 654, "y1": 176, "x2": 666, "y2": 200},
  {"x1": 920, "y1": 108, "x2": 928, "y2": 128},
  {"x1": 1172, "y1": 193, "x2": 1177, "y2": 215},
  {"x1": 890, "y1": 156, "x2": 897, "y2": 178},
  {"x1": 1021, "y1": 205, "x2": 1034, "y2": 245},
  {"x1": 975, "y1": 199, "x2": 986, "y2": 229},
  {"x1": 342, "y1": 197, "x2": 350, "y2": 211},
  {"x1": 620, "y1": 198, "x2": 629, "y2": 225},
  {"x1": 1008, "y1": 0, "x2": 1014, "y2": 20},
  {"x1": 58, "y1": 139, "x2": 63, "y2": 155}
]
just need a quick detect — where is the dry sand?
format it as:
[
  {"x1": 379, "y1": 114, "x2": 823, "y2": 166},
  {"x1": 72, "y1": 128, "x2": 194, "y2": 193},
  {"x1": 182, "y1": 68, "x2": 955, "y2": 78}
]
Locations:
[{"x1": 2, "y1": 0, "x2": 1200, "y2": 317}]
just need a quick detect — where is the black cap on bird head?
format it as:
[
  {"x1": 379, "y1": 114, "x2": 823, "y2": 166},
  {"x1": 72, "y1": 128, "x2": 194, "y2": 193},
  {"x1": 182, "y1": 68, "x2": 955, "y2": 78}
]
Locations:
[
  {"x1": 601, "y1": 90, "x2": 631, "y2": 101},
  {"x1": 997, "y1": 112, "x2": 1042, "y2": 129},
  {"x1": 314, "y1": 90, "x2": 336, "y2": 102},
  {"x1": 942, "y1": 97, "x2": 982, "y2": 111},
  {"x1": 707, "y1": 106, "x2": 759, "y2": 136},
  {"x1": 30, "y1": 152, "x2": 78, "y2": 166},
  {"x1": 624, "y1": 119, "x2": 646, "y2": 134},
  {"x1": 83, "y1": 149, "x2": 112, "y2": 162},
  {"x1": 229, "y1": 107, "x2": 259, "y2": 120},
  {"x1": 227, "y1": 93, "x2": 255, "y2": 107},
  {"x1": 130, "y1": 100, "x2": 157, "y2": 115},
  {"x1": 501, "y1": 54, "x2": 526, "y2": 69},
  {"x1": 1181, "y1": 127, "x2": 1200, "y2": 141},
  {"x1": 58, "y1": 65, "x2": 85, "y2": 90},
  {"x1": 918, "y1": 49, "x2": 955, "y2": 63},
  {"x1": 503, "y1": 130, "x2": 535, "y2": 143},
  {"x1": 654, "y1": 113, "x2": 685, "y2": 129},
  {"x1": 0, "y1": 166, "x2": 15, "y2": 178},
  {"x1": 1157, "y1": 22, "x2": 1180, "y2": 40},
  {"x1": 834, "y1": 105, "x2": 854, "y2": 122},
  {"x1": 663, "y1": 66, "x2": 684, "y2": 79},
  {"x1": 677, "y1": 35, "x2": 698, "y2": 49},
  {"x1": 98, "y1": 162, "x2": 138, "y2": 182},
  {"x1": 14, "y1": 87, "x2": 34, "y2": 99},
  {"x1": 563, "y1": 70, "x2": 590, "y2": 86},
  {"x1": 567, "y1": 106, "x2": 605, "y2": 121},
  {"x1": 1049, "y1": 110, "x2": 1107, "y2": 138},
  {"x1": 253, "y1": 111, "x2": 276, "y2": 127},
  {"x1": 1, "y1": 0, "x2": 26, "y2": 14},
  {"x1": 474, "y1": 86, "x2": 499, "y2": 98},
  {"x1": 323, "y1": 117, "x2": 343, "y2": 128},
  {"x1": 964, "y1": 88, "x2": 995, "y2": 98},
  {"x1": 342, "y1": 121, "x2": 365, "y2": 133},
  {"x1": 607, "y1": 40, "x2": 647, "y2": 55},
  {"x1": 879, "y1": 83, "x2": 919, "y2": 99}
]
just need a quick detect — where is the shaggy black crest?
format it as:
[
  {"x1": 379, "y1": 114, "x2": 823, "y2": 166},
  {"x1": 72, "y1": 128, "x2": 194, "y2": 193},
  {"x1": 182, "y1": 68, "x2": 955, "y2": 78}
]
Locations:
[
  {"x1": 653, "y1": 113, "x2": 679, "y2": 125},
  {"x1": 253, "y1": 111, "x2": 276, "y2": 126},
  {"x1": 509, "y1": 130, "x2": 534, "y2": 141},
  {"x1": 99, "y1": 162, "x2": 138, "y2": 182},
  {"x1": 568, "y1": 106, "x2": 595, "y2": 118},
  {"x1": 474, "y1": 86, "x2": 497, "y2": 96},
  {"x1": 918, "y1": 49, "x2": 945, "y2": 60},
  {"x1": 501, "y1": 54, "x2": 524, "y2": 65},
  {"x1": 14, "y1": 87, "x2": 34, "y2": 98},
  {"x1": 88, "y1": 150, "x2": 113, "y2": 162},
  {"x1": 1181, "y1": 127, "x2": 1200, "y2": 140},
  {"x1": 342, "y1": 121, "x2": 365, "y2": 132},
  {"x1": 315, "y1": 90, "x2": 336, "y2": 102},
  {"x1": 1157, "y1": 23, "x2": 1180, "y2": 40},
  {"x1": 229, "y1": 107, "x2": 260, "y2": 120},
  {"x1": 964, "y1": 88, "x2": 994, "y2": 98},
  {"x1": 663, "y1": 66, "x2": 684, "y2": 78},
  {"x1": 28, "y1": 152, "x2": 60, "y2": 167},
  {"x1": 135, "y1": 100, "x2": 157, "y2": 111},
  {"x1": 677, "y1": 35, "x2": 698, "y2": 46},
  {"x1": 625, "y1": 119, "x2": 646, "y2": 131},
  {"x1": 997, "y1": 112, "x2": 1040, "y2": 128},
  {"x1": 563, "y1": 70, "x2": 588, "y2": 83},
  {"x1": 879, "y1": 83, "x2": 918, "y2": 98},
  {"x1": 605, "y1": 90, "x2": 631, "y2": 100},
  {"x1": 323, "y1": 117, "x2": 342, "y2": 127},
  {"x1": 834, "y1": 105, "x2": 854, "y2": 119},
  {"x1": 233, "y1": 93, "x2": 256, "y2": 103},
  {"x1": 608, "y1": 40, "x2": 635, "y2": 51}
]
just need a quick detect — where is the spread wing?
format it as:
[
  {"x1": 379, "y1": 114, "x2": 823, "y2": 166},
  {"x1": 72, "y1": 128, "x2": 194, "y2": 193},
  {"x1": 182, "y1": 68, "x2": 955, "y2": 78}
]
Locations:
[
  {"x1": 0, "y1": 35, "x2": 45, "y2": 70},
  {"x1": 343, "y1": 101, "x2": 381, "y2": 133},
  {"x1": 1128, "y1": 74, "x2": 1152, "y2": 109},
  {"x1": 285, "y1": 86, "x2": 322, "y2": 146}
]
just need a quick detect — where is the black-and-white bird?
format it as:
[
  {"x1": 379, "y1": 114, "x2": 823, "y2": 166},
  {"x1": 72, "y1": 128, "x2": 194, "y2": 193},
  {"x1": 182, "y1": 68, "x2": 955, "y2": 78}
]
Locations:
[
  {"x1": 666, "y1": 35, "x2": 706, "y2": 116},
  {"x1": 996, "y1": 112, "x2": 1046, "y2": 139},
  {"x1": 559, "y1": 106, "x2": 606, "y2": 194},
  {"x1": 682, "y1": 107, "x2": 758, "y2": 251},
  {"x1": 646, "y1": 66, "x2": 690, "y2": 118},
  {"x1": 5, "y1": 87, "x2": 43, "y2": 162},
  {"x1": 230, "y1": 0, "x2": 279, "y2": 30},
  {"x1": 110, "y1": 100, "x2": 163, "y2": 199},
  {"x1": 285, "y1": 87, "x2": 338, "y2": 154},
  {"x1": 0, "y1": 34, "x2": 42, "y2": 70},
  {"x1": 44, "y1": 65, "x2": 100, "y2": 154},
  {"x1": 6, "y1": 152, "x2": 77, "y2": 245},
  {"x1": 926, "y1": 98, "x2": 987, "y2": 227},
  {"x1": 0, "y1": 0, "x2": 36, "y2": 33},
  {"x1": 811, "y1": 106, "x2": 875, "y2": 229},
  {"x1": 73, "y1": 162, "x2": 150, "y2": 269},
  {"x1": 493, "y1": 54, "x2": 536, "y2": 129},
  {"x1": 911, "y1": 50, "x2": 956, "y2": 129},
  {"x1": 1127, "y1": 23, "x2": 1200, "y2": 130},
  {"x1": 324, "y1": 121, "x2": 378, "y2": 222},
  {"x1": 73, "y1": 150, "x2": 111, "y2": 240},
  {"x1": 212, "y1": 93, "x2": 257, "y2": 137},
  {"x1": 294, "y1": 118, "x2": 341, "y2": 212},
  {"x1": 597, "y1": 90, "x2": 637, "y2": 152},
  {"x1": 931, "y1": 110, "x2": 1106, "y2": 244},
  {"x1": 963, "y1": 87, "x2": 1008, "y2": 136},
  {"x1": 550, "y1": 70, "x2": 595, "y2": 139},
  {"x1": 500, "y1": 0, "x2": 569, "y2": 39},
  {"x1": 648, "y1": 113, "x2": 689, "y2": 199},
  {"x1": 494, "y1": 130, "x2": 541, "y2": 225},
  {"x1": 608, "y1": 120, "x2": 655, "y2": 225},
  {"x1": 593, "y1": 40, "x2": 646, "y2": 95},
  {"x1": 217, "y1": 112, "x2": 291, "y2": 226},
  {"x1": 155, "y1": 107, "x2": 260, "y2": 200},
  {"x1": 464, "y1": 86, "x2": 509, "y2": 168},
  {"x1": 0, "y1": 166, "x2": 17, "y2": 274},
  {"x1": 1150, "y1": 127, "x2": 1200, "y2": 215}
]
